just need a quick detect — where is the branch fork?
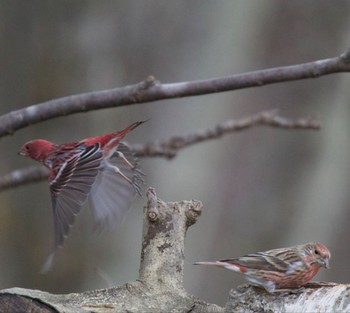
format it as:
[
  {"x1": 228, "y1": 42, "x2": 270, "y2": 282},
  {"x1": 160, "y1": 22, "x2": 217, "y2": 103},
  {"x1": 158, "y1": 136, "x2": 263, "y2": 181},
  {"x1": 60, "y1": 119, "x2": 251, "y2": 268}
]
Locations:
[
  {"x1": 0, "y1": 188, "x2": 223, "y2": 313},
  {"x1": 1, "y1": 189, "x2": 349, "y2": 312}
]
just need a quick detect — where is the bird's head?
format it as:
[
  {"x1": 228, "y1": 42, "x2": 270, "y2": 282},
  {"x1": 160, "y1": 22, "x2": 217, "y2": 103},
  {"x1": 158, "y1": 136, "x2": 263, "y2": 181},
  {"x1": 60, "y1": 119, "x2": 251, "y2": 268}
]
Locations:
[
  {"x1": 307, "y1": 242, "x2": 331, "y2": 269},
  {"x1": 19, "y1": 139, "x2": 54, "y2": 163}
]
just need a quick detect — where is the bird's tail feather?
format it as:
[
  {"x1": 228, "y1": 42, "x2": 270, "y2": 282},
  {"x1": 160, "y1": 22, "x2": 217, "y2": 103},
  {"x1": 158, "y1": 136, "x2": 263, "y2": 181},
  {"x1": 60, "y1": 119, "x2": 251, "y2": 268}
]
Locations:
[
  {"x1": 40, "y1": 251, "x2": 56, "y2": 274},
  {"x1": 193, "y1": 260, "x2": 241, "y2": 273},
  {"x1": 116, "y1": 120, "x2": 148, "y2": 138},
  {"x1": 193, "y1": 261, "x2": 223, "y2": 266}
]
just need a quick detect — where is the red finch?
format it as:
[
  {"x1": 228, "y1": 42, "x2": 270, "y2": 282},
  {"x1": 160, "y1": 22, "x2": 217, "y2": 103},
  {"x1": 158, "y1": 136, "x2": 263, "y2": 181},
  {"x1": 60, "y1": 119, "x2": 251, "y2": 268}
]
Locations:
[
  {"x1": 19, "y1": 121, "x2": 145, "y2": 272},
  {"x1": 194, "y1": 242, "x2": 330, "y2": 293}
]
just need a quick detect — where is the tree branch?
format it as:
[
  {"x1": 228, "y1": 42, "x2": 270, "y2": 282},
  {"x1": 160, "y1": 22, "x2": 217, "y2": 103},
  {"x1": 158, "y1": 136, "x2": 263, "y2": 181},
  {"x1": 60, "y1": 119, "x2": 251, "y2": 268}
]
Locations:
[
  {"x1": 1, "y1": 49, "x2": 348, "y2": 137},
  {"x1": 0, "y1": 166, "x2": 49, "y2": 191},
  {"x1": 1, "y1": 190, "x2": 348, "y2": 312},
  {"x1": 133, "y1": 110, "x2": 320, "y2": 159},
  {"x1": 0, "y1": 188, "x2": 224, "y2": 313},
  {"x1": 226, "y1": 282, "x2": 350, "y2": 312},
  {"x1": 1, "y1": 110, "x2": 319, "y2": 192}
]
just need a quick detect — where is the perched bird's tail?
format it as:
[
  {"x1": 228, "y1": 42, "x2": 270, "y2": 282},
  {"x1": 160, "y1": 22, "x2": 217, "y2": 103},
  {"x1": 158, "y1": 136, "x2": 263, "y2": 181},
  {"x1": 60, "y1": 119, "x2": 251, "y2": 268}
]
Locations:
[
  {"x1": 193, "y1": 261, "x2": 241, "y2": 273},
  {"x1": 193, "y1": 261, "x2": 222, "y2": 266},
  {"x1": 193, "y1": 261, "x2": 227, "y2": 267}
]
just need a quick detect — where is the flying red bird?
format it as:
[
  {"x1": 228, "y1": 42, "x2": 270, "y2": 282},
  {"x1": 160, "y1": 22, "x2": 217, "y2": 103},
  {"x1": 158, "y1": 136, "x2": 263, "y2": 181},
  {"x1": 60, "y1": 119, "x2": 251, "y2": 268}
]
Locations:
[
  {"x1": 19, "y1": 121, "x2": 145, "y2": 271},
  {"x1": 194, "y1": 242, "x2": 330, "y2": 293}
]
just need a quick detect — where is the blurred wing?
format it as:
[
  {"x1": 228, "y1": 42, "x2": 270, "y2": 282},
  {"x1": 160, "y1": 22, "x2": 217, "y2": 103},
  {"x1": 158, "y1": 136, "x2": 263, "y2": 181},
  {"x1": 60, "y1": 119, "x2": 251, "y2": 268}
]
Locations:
[
  {"x1": 89, "y1": 142, "x2": 144, "y2": 231},
  {"x1": 49, "y1": 144, "x2": 103, "y2": 250},
  {"x1": 221, "y1": 252, "x2": 292, "y2": 273}
]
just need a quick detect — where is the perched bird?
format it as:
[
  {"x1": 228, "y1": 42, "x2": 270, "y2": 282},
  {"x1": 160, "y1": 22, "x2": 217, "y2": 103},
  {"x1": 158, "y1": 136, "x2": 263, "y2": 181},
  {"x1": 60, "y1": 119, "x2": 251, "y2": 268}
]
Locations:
[
  {"x1": 193, "y1": 242, "x2": 330, "y2": 293},
  {"x1": 19, "y1": 121, "x2": 145, "y2": 272}
]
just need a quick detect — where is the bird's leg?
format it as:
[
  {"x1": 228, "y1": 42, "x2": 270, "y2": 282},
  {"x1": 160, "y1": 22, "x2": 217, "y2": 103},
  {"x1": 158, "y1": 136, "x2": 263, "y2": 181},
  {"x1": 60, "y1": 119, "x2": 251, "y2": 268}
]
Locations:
[
  {"x1": 116, "y1": 151, "x2": 135, "y2": 169},
  {"x1": 246, "y1": 276, "x2": 276, "y2": 294},
  {"x1": 110, "y1": 165, "x2": 143, "y2": 196},
  {"x1": 109, "y1": 146, "x2": 144, "y2": 196},
  {"x1": 113, "y1": 166, "x2": 133, "y2": 184}
]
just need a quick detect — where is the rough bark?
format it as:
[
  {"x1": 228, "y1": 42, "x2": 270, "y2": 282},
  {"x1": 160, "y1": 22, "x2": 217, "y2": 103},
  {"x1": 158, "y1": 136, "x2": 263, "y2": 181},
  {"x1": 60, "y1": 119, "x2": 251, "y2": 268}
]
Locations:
[
  {"x1": 0, "y1": 188, "x2": 223, "y2": 313},
  {"x1": 226, "y1": 282, "x2": 350, "y2": 313},
  {"x1": 1, "y1": 189, "x2": 349, "y2": 312}
]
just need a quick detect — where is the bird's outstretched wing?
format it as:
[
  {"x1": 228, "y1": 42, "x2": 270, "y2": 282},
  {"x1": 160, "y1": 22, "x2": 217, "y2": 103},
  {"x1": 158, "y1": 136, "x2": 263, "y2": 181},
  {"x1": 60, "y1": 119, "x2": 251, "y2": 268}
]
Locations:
[
  {"x1": 89, "y1": 142, "x2": 144, "y2": 231},
  {"x1": 42, "y1": 144, "x2": 102, "y2": 272}
]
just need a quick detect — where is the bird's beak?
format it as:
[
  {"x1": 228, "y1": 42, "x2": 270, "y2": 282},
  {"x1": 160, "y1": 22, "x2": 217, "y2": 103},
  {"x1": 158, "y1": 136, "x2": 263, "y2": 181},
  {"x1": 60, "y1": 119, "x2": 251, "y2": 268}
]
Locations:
[
  {"x1": 18, "y1": 150, "x2": 26, "y2": 156},
  {"x1": 319, "y1": 258, "x2": 330, "y2": 269}
]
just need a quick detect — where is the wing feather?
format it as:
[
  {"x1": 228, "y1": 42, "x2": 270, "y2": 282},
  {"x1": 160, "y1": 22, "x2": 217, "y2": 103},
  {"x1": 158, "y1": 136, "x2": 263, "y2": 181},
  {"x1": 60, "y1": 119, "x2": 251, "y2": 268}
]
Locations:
[
  {"x1": 221, "y1": 252, "x2": 292, "y2": 273},
  {"x1": 49, "y1": 144, "x2": 102, "y2": 253},
  {"x1": 89, "y1": 142, "x2": 144, "y2": 231}
]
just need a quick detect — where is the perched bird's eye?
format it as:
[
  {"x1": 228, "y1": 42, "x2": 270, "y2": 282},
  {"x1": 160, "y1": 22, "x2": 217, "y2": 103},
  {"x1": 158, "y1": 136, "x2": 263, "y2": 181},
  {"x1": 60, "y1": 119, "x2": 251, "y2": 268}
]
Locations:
[
  {"x1": 314, "y1": 249, "x2": 319, "y2": 255},
  {"x1": 25, "y1": 145, "x2": 30, "y2": 150}
]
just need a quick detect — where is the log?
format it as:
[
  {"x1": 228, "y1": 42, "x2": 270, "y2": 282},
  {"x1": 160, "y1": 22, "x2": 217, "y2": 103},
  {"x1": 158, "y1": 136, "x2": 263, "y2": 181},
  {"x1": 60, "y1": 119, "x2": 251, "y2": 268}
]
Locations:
[{"x1": 0, "y1": 188, "x2": 223, "y2": 313}]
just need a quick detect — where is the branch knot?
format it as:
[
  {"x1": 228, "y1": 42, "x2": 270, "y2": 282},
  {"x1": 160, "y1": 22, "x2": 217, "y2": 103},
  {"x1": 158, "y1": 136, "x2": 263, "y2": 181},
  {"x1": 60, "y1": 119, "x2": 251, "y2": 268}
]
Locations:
[
  {"x1": 148, "y1": 211, "x2": 159, "y2": 222},
  {"x1": 141, "y1": 75, "x2": 159, "y2": 90},
  {"x1": 340, "y1": 48, "x2": 350, "y2": 63},
  {"x1": 146, "y1": 187, "x2": 161, "y2": 223},
  {"x1": 185, "y1": 200, "x2": 202, "y2": 227}
]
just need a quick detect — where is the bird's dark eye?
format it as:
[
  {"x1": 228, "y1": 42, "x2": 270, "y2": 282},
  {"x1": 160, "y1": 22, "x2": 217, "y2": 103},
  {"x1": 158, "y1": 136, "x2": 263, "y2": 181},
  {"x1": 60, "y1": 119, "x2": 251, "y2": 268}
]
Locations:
[
  {"x1": 26, "y1": 145, "x2": 30, "y2": 150},
  {"x1": 314, "y1": 249, "x2": 319, "y2": 255}
]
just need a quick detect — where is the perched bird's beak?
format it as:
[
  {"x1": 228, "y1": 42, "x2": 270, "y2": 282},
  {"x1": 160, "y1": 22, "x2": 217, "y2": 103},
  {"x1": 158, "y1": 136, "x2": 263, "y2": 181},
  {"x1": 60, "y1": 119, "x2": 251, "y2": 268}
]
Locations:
[
  {"x1": 319, "y1": 258, "x2": 330, "y2": 269},
  {"x1": 18, "y1": 150, "x2": 26, "y2": 156}
]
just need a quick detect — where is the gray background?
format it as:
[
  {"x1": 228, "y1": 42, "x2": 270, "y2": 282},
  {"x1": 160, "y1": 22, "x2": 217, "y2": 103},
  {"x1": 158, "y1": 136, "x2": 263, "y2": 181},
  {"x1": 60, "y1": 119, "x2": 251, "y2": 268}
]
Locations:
[{"x1": 0, "y1": 1, "x2": 349, "y2": 306}]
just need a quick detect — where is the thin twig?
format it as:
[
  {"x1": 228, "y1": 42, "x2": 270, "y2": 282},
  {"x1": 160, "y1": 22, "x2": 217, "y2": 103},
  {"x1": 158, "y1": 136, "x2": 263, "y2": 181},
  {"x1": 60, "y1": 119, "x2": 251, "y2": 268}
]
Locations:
[
  {"x1": 0, "y1": 111, "x2": 319, "y2": 192},
  {"x1": 133, "y1": 110, "x2": 320, "y2": 159},
  {"x1": 0, "y1": 49, "x2": 348, "y2": 137}
]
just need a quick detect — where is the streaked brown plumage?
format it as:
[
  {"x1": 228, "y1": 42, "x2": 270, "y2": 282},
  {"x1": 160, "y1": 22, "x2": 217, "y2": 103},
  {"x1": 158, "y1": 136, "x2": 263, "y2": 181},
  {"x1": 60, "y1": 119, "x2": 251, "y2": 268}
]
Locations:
[{"x1": 194, "y1": 242, "x2": 330, "y2": 293}]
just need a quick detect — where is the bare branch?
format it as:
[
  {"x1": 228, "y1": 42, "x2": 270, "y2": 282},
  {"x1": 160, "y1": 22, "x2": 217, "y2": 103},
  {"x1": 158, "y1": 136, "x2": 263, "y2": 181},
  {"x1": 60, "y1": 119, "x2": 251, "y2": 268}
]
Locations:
[
  {"x1": 0, "y1": 191, "x2": 348, "y2": 312},
  {"x1": 0, "y1": 166, "x2": 49, "y2": 191},
  {"x1": 226, "y1": 282, "x2": 350, "y2": 313},
  {"x1": 1, "y1": 111, "x2": 319, "y2": 192},
  {"x1": 0, "y1": 191, "x2": 223, "y2": 313},
  {"x1": 133, "y1": 110, "x2": 320, "y2": 159},
  {"x1": 0, "y1": 49, "x2": 348, "y2": 137}
]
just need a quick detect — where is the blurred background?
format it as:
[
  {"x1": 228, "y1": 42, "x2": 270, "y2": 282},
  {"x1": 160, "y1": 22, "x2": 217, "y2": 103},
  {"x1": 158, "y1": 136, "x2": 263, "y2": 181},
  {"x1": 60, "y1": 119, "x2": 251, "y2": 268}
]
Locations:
[{"x1": 0, "y1": 1, "x2": 350, "y2": 306}]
